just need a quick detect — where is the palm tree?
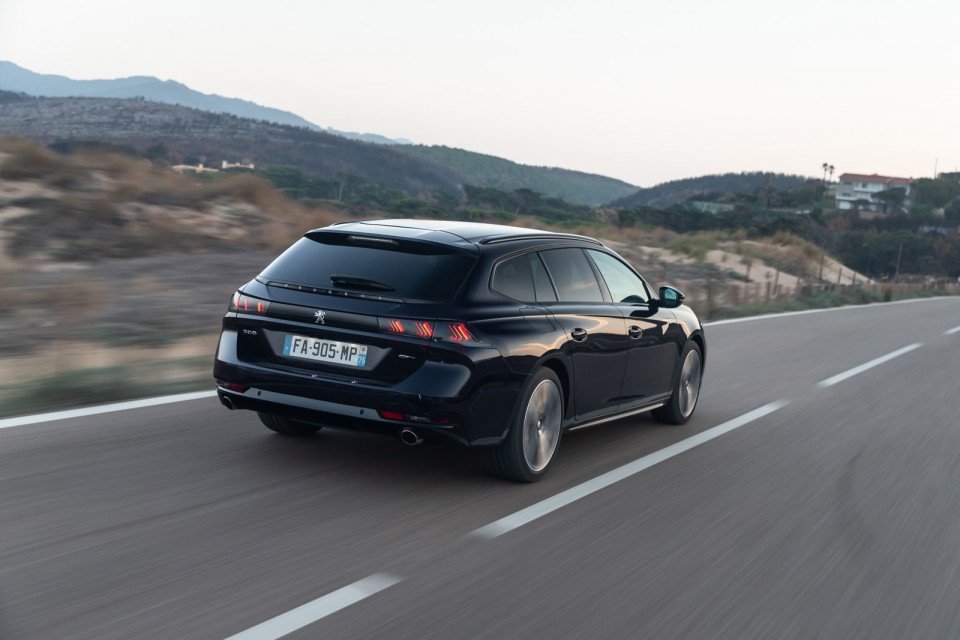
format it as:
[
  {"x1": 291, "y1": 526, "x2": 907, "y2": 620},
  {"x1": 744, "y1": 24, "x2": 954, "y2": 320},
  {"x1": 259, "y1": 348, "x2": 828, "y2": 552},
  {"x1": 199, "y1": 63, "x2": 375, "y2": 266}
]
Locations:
[{"x1": 821, "y1": 162, "x2": 832, "y2": 205}]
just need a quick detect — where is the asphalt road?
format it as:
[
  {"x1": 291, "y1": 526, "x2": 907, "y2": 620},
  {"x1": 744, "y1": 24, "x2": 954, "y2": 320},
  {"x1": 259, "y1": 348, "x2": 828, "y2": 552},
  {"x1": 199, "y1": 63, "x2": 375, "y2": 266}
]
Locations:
[{"x1": 2, "y1": 298, "x2": 960, "y2": 639}]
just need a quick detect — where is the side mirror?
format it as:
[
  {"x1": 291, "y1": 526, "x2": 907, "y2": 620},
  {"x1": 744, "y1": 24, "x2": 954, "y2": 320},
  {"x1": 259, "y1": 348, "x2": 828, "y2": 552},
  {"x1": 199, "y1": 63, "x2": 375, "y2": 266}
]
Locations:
[{"x1": 658, "y1": 286, "x2": 685, "y2": 309}]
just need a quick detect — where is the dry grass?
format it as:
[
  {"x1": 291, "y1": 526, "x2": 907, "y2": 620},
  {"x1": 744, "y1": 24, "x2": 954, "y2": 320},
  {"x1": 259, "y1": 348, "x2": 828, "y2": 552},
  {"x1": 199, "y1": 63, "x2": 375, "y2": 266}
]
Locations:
[
  {"x1": 0, "y1": 138, "x2": 353, "y2": 260},
  {"x1": 0, "y1": 138, "x2": 73, "y2": 184},
  {"x1": 0, "y1": 265, "x2": 25, "y2": 318},
  {"x1": 665, "y1": 232, "x2": 723, "y2": 261},
  {"x1": 731, "y1": 233, "x2": 823, "y2": 279}
]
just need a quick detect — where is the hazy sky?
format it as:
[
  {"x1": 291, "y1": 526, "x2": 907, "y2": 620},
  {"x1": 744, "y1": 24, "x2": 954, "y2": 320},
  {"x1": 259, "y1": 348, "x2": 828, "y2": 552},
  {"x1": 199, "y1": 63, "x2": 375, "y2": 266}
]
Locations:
[{"x1": 1, "y1": 0, "x2": 958, "y2": 186}]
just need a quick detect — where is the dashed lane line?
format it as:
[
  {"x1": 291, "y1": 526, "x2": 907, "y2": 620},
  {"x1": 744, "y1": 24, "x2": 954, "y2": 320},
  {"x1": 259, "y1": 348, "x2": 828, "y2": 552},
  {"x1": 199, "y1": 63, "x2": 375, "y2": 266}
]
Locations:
[
  {"x1": 816, "y1": 343, "x2": 923, "y2": 389},
  {"x1": 223, "y1": 573, "x2": 403, "y2": 640},
  {"x1": 471, "y1": 400, "x2": 789, "y2": 540},
  {"x1": 224, "y1": 402, "x2": 789, "y2": 636}
]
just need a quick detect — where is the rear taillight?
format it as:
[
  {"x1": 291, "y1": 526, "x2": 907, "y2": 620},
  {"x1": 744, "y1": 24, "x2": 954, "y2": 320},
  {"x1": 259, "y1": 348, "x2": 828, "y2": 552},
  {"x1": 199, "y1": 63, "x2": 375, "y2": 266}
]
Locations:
[
  {"x1": 379, "y1": 317, "x2": 433, "y2": 338},
  {"x1": 378, "y1": 317, "x2": 486, "y2": 345},
  {"x1": 446, "y1": 323, "x2": 473, "y2": 342},
  {"x1": 228, "y1": 291, "x2": 270, "y2": 315},
  {"x1": 381, "y1": 318, "x2": 435, "y2": 338}
]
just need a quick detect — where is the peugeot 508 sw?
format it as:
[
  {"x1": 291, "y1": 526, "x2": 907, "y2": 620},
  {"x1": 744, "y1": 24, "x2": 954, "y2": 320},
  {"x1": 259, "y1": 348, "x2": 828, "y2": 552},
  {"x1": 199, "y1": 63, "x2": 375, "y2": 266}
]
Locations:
[{"x1": 214, "y1": 219, "x2": 705, "y2": 482}]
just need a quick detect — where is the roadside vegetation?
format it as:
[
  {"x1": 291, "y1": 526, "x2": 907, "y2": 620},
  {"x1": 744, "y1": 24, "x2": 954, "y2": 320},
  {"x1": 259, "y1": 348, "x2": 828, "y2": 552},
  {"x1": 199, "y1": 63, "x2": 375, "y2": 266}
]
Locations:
[{"x1": 0, "y1": 358, "x2": 212, "y2": 417}]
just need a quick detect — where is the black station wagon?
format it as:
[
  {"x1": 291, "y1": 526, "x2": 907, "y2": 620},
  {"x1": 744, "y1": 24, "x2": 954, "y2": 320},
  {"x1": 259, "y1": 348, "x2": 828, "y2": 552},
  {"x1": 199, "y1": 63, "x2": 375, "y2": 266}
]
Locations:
[{"x1": 214, "y1": 219, "x2": 705, "y2": 482}]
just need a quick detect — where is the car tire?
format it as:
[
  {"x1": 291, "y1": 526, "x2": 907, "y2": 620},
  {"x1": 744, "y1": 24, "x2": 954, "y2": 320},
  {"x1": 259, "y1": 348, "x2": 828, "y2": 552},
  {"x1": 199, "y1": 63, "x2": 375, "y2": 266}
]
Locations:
[
  {"x1": 490, "y1": 368, "x2": 564, "y2": 483},
  {"x1": 653, "y1": 341, "x2": 703, "y2": 425},
  {"x1": 257, "y1": 412, "x2": 323, "y2": 437}
]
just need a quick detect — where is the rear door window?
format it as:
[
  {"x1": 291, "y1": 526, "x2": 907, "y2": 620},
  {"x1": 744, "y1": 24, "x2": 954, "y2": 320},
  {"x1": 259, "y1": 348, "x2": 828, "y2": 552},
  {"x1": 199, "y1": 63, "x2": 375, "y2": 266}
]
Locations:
[
  {"x1": 539, "y1": 248, "x2": 604, "y2": 302},
  {"x1": 260, "y1": 234, "x2": 477, "y2": 302}
]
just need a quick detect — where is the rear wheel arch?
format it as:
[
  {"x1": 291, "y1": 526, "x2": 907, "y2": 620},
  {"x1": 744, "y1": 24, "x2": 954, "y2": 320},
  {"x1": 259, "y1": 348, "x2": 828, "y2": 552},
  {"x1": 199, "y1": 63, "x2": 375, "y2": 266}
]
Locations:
[
  {"x1": 489, "y1": 366, "x2": 564, "y2": 482},
  {"x1": 539, "y1": 357, "x2": 570, "y2": 420}
]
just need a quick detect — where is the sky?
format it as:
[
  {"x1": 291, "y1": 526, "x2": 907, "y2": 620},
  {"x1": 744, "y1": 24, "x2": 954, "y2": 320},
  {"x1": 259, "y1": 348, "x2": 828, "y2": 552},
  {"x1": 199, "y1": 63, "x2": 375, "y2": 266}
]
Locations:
[{"x1": 1, "y1": 0, "x2": 958, "y2": 187}]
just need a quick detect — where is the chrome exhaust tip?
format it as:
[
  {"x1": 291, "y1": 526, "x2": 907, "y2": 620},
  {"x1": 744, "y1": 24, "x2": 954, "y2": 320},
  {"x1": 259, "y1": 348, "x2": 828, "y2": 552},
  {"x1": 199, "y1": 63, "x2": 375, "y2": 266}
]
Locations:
[
  {"x1": 399, "y1": 428, "x2": 423, "y2": 446},
  {"x1": 220, "y1": 395, "x2": 235, "y2": 410}
]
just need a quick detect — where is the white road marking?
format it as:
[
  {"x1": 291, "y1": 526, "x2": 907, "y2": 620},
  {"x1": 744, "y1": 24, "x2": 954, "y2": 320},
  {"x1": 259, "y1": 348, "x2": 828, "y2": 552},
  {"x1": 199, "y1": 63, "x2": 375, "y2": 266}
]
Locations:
[
  {"x1": 224, "y1": 573, "x2": 402, "y2": 640},
  {"x1": 0, "y1": 391, "x2": 217, "y2": 430},
  {"x1": 816, "y1": 343, "x2": 923, "y2": 389},
  {"x1": 706, "y1": 295, "x2": 957, "y2": 327},
  {"x1": 945, "y1": 326, "x2": 960, "y2": 336},
  {"x1": 471, "y1": 400, "x2": 788, "y2": 539}
]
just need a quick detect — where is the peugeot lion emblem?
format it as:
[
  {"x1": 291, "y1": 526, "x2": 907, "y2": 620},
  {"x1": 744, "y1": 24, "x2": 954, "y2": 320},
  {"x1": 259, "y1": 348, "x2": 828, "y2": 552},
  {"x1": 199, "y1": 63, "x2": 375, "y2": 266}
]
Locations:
[{"x1": 314, "y1": 309, "x2": 326, "y2": 324}]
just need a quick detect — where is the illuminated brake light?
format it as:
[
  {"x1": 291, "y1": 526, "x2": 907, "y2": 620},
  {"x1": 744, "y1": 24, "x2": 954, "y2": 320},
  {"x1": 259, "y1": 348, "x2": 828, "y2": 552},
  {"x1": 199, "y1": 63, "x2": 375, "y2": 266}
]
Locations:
[
  {"x1": 380, "y1": 410, "x2": 404, "y2": 421},
  {"x1": 378, "y1": 318, "x2": 480, "y2": 344},
  {"x1": 379, "y1": 318, "x2": 436, "y2": 339},
  {"x1": 447, "y1": 323, "x2": 473, "y2": 342},
  {"x1": 228, "y1": 291, "x2": 270, "y2": 315}
]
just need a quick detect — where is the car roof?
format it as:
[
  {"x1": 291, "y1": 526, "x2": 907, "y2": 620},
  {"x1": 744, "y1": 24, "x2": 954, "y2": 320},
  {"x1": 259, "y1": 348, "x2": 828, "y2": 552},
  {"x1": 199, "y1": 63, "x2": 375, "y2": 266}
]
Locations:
[{"x1": 319, "y1": 219, "x2": 602, "y2": 247}]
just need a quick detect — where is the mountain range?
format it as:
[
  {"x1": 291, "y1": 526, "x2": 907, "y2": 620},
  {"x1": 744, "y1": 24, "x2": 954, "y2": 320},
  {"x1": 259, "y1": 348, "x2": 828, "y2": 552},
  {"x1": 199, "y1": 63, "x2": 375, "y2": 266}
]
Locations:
[
  {"x1": 0, "y1": 62, "x2": 641, "y2": 205},
  {"x1": 1, "y1": 61, "x2": 813, "y2": 208},
  {"x1": 0, "y1": 60, "x2": 405, "y2": 145}
]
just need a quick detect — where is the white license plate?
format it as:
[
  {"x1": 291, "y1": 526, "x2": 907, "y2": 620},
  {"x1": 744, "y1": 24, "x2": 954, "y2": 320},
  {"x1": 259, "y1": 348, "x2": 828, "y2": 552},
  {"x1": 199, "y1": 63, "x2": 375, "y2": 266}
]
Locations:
[{"x1": 282, "y1": 334, "x2": 368, "y2": 367}]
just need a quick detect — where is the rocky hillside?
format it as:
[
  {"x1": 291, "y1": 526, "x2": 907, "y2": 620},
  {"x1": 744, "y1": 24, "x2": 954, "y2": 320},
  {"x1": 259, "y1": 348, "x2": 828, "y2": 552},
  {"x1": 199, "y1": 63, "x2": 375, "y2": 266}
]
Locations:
[{"x1": 0, "y1": 94, "x2": 465, "y2": 197}]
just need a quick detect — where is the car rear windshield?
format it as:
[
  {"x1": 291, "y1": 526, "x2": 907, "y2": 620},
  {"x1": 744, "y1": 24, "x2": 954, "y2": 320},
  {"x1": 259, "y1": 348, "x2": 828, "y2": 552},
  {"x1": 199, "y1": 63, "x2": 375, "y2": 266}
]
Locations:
[{"x1": 259, "y1": 234, "x2": 478, "y2": 302}]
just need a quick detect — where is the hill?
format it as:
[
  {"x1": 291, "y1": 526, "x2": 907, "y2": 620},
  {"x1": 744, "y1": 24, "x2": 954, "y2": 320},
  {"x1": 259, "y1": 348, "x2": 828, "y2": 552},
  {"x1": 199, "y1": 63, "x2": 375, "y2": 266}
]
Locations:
[
  {"x1": 398, "y1": 144, "x2": 638, "y2": 207},
  {"x1": 0, "y1": 95, "x2": 465, "y2": 196},
  {"x1": 610, "y1": 172, "x2": 811, "y2": 208},
  {"x1": 0, "y1": 60, "x2": 404, "y2": 145}
]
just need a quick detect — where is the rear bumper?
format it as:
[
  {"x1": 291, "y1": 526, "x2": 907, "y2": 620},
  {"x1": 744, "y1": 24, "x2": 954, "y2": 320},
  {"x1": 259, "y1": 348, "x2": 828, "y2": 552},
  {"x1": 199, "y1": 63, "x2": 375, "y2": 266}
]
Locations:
[{"x1": 213, "y1": 330, "x2": 522, "y2": 446}]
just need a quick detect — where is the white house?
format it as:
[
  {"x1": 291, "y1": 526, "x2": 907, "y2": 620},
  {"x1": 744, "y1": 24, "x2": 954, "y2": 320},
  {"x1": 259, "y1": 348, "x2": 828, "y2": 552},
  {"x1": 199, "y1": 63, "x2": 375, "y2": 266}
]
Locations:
[
  {"x1": 836, "y1": 173, "x2": 913, "y2": 213},
  {"x1": 222, "y1": 160, "x2": 255, "y2": 170},
  {"x1": 171, "y1": 163, "x2": 219, "y2": 174}
]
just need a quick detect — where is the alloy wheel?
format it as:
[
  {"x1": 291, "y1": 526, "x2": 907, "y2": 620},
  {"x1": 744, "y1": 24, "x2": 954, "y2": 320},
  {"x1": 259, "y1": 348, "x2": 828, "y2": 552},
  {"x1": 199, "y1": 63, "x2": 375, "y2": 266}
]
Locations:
[{"x1": 522, "y1": 379, "x2": 563, "y2": 472}]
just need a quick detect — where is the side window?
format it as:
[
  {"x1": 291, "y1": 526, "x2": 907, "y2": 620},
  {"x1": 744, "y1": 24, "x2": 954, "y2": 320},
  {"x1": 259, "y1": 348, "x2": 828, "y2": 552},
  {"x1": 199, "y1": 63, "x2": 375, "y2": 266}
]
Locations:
[
  {"x1": 491, "y1": 254, "x2": 536, "y2": 302},
  {"x1": 587, "y1": 250, "x2": 650, "y2": 303},
  {"x1": 529, "y1": 253, "x2": 557, "y2": 302},
  {"x1": 539, "y1": 248, "x2": 604, "y2": 302}
]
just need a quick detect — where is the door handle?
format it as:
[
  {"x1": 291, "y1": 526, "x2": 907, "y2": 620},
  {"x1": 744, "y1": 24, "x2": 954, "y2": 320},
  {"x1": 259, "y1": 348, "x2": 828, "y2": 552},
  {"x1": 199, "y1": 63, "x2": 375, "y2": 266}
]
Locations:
[
  {"x1": 571, "y1": 328, "x2": 588, "y2": 342},
  {"x1": 628, "y1": 325, "x2": 643, "y2": 339}
]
